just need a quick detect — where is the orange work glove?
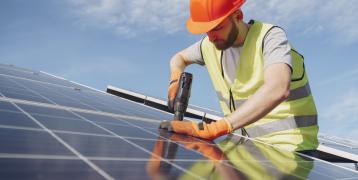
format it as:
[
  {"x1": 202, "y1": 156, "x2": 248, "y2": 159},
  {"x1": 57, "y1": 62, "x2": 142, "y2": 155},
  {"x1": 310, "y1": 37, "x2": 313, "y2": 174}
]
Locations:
[
  {"x1": 167, "y1": 70, "x2": 182, "y2": 112},
  {"x1": 159, "y1": 119, "x2": 233, "y2": 140}
]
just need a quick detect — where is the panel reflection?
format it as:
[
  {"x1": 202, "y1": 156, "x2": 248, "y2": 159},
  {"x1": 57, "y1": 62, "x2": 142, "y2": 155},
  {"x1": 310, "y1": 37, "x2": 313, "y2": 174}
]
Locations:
[{"x1": 147, "y1": 131, "x2": 315, "y2": 179}]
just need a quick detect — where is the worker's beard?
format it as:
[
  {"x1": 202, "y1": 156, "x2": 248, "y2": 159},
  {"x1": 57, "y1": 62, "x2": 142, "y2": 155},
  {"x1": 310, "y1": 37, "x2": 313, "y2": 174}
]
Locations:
[{"x1": 213, "y1": 21, "x2": 238, "y2": 50}]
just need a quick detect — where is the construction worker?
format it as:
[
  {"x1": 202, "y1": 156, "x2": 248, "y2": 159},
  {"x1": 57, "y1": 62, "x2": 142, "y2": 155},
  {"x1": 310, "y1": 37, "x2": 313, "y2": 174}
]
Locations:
[{"x1": 160, "y1": 0, "x2": 319, "y2": 151}]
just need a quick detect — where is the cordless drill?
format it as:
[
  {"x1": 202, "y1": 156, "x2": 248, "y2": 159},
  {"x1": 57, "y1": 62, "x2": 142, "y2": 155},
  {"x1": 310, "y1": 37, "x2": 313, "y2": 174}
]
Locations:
[{"x1": 173, "y1": 72, "x2": 192, "y2": 120}]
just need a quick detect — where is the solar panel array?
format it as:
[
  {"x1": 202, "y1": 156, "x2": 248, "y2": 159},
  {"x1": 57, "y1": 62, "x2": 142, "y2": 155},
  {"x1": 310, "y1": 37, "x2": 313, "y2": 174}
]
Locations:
[
  {"x1": 0, "y1": 64, "x2": 357, "y2": 179},
  {"x1": 318, "y1": 134, "x2": 358, "y2": 155}
]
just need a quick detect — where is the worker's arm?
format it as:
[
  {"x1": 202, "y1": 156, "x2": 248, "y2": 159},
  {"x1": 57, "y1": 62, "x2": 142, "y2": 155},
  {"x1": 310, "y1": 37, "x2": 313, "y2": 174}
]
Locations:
[
  {"x1": 226, "y1": 63, "x2": 292, "y2": 129},
  {"x1": 160, "y1": 63, "x2": 291, "y2": 140},
  {"x1": 170, "y1": 51, "x2": 194, "y2": 74}
]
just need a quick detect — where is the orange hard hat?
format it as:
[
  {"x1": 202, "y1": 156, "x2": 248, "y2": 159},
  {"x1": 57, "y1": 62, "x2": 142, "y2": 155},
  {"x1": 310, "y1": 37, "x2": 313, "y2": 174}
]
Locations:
[{"x1": 186, "y1": 0, "x2": 246, "y2": 34}]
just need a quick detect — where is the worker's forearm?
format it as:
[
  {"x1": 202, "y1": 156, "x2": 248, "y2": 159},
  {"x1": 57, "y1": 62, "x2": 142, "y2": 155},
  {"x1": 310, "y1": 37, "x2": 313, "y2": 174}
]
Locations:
[
  {"x1": 169, "y1": 53, "x2": 191, "y2": 74},
  {"x1": 226, "y1": 83, "x2": 289, "y2": 130}
]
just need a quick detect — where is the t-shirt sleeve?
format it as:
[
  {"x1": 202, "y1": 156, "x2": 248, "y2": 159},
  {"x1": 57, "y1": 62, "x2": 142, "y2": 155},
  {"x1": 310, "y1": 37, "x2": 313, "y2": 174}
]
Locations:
[
  {"x1": 181, "y1": 40, "x2": 205, "y2": 66},
  {"x1": 263, "y1": 27, "x2": 292, "y2": 70}
]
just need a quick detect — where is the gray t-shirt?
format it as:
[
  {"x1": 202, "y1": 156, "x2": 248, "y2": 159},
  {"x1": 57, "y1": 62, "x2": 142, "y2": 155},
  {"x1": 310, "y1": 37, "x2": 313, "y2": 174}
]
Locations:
[{"x1": 182, "y1": 27, "x2": 292, "y2": 85}]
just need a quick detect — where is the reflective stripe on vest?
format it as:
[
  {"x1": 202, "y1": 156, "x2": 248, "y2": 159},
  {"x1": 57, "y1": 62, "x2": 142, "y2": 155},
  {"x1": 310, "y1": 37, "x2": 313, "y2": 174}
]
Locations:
[
  {"x1": 216, "y1": 81, "x2": 312, "y2": 115},
  {"x1": 245, "y1": 115, "x2": 317, "y2": 138},
  {"x1": 287, "y1": 82, "x2": 311, "y2": 101}
]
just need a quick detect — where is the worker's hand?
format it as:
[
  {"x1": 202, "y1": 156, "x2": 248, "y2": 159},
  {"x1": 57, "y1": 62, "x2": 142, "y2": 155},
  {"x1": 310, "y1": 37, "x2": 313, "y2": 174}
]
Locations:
[
  {"x1": 159, "y1": 119, "x2": 233, "y2": 140},
  {"x1": 167, "y1": 70, "x2": 182, "y2": 112}
]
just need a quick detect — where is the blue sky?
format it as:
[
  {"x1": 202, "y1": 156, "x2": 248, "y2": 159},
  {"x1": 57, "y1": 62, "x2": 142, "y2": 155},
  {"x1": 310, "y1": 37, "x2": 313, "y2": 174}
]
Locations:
[{"x1": 0, "y1": 0, "x2": 357, "y2": 140}]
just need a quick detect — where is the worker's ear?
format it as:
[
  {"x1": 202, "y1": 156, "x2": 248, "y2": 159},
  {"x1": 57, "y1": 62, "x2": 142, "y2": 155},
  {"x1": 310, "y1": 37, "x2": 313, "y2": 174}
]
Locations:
[{"x1": 232, "y1": 9, "x2": 243, "y2": 21}]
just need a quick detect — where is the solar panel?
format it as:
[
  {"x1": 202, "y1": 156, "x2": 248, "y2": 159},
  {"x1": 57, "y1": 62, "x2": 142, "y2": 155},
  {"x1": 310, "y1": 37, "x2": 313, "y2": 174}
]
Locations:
[
  {"x1": 0, "y1": 63, "x2": 357, "y2": 179},
  {"x1": 318, "y1": 134, "x2": 358, "y2": 155}
]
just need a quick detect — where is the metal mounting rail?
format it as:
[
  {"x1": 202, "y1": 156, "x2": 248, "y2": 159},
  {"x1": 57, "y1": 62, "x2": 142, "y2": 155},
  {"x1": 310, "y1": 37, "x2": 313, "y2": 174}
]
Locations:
[{"x1": 107, "y1": 85, "x2": 221, "y2": 123}]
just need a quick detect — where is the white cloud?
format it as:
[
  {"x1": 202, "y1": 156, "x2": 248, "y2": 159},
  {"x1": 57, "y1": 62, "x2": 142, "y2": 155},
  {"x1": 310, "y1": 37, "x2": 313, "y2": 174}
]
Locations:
[
  {"x1": 66, "y1": 0, "x2": 189, "y2": 37},
  {"x1": 65, "y1": 0, "x2": 358, "y2": 43},
  {"x1": 322, "y1": 92, "x2": 358, "y2": 123},
  {"x1": 243, "y1": 0, "x2": 358, "y2": 44},
  {"x1": 321, "y1": 89, "x2": 358, "y2": 139},
  {"x1": 316, "y1": 68, "x2": 358, "y2": 87}
]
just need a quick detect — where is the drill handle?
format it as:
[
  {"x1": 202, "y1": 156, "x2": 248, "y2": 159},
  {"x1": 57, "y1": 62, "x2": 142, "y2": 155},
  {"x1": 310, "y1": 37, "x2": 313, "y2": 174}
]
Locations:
[{"x1": 173, "y1": 72, "x2": 193, "y2": 121}]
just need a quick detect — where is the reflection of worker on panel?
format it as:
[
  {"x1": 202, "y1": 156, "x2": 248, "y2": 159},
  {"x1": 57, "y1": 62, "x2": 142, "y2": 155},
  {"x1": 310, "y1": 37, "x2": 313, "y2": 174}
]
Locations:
[
  {"x1": 146, "y1": 131, "x2": 179, "y2": 180},
  {"x1": 160, "y1": 0, "x2": 318, "y2": 152},
  {"x1": 147, "y1": 133, "x2": 313, "y2": 179},
  {"x1": 185, "y1": 135, "x2": 314, "y2": 179}
]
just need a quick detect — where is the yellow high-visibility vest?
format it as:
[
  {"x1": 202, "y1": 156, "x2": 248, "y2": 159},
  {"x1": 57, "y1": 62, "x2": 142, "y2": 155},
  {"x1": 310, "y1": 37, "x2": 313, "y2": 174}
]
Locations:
[{"x1": 200, "y1": 20, "x2": 319, "y2": 151}]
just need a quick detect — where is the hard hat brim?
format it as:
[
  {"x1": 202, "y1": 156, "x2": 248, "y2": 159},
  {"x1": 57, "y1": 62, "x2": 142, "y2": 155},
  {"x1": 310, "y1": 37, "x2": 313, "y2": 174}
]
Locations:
[
  {"x1": 186, "y1": 1, "x2": 244, "y2": 34},
  {"x1": 186, "y1": 15, "x2": 228, "y2": 34}
]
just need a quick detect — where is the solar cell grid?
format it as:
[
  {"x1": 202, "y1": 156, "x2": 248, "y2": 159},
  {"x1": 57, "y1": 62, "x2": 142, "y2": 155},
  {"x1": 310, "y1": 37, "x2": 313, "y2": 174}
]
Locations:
[
  {"x1": 319, "y1": 138, "x2": 358, "y2": 155},
  {"x1": 92, "y1": 160, "x2": 183, "y2": 180},
  {"x1": 0, "y1": 76, "x2": 53, "y2": 104},
  {"x1": 0, "y1": 128, "x2": 74, "y2": 156},
  {"x1": 0, "y1": 159, "x2": 104, "y2": 180},
  {"x1": 33, "y1": 114, "x2": 111, "y2": 135},
  {"x1": 0, "y1": 110, "x2": 39, "y2": 128},
  {"x1": 2, "y1": 71, "x2": 174, "y2": 121},
  {"x1": 9, "y1": 78, "x2": 97, "y2": 110},
  {"x1": 0, "y1": 65, "x2": 93, "y2": 91},
  {"x1": 0, "y1": 101, "x2": 20, "y2": 112},
  {"x1": 56, "y1": 133, "x2": 151, "y2": 158},
  {"x1": 0, "y1": 64, "x2": 357, "y2": 179},
  {"x1": 18, "y1": 104, "x2": 80, "y2": 119},
  {"x1": 76, "y1": 113, "x2": 133, "y2": 126},
  {"x1": 98, "y1": 123, "x2": 158, "y2": 138}
]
